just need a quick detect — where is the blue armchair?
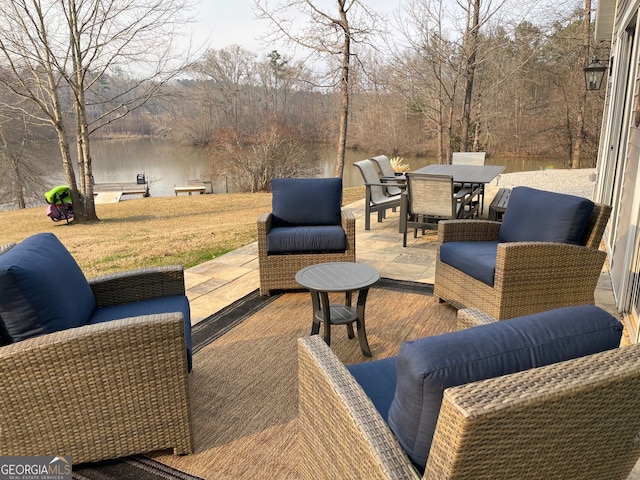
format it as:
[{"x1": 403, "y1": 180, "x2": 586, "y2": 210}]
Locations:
[
  {"x1": 0, "y1": 233, "x2": 193, "y2": 464},
  {"x1": 257, "y1": 177, "x2": 356, "y2": 295},
  {"x1": 298, "y1": 305, "x2": 633, "y2": 479},
  {"x1": 435, "y1": 186, "x2": 612, "y2": 319}
]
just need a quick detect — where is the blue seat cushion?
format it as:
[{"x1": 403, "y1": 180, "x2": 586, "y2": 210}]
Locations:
[
  {"x1": 266, "y1": 226, "x2": 346, "y2": 253},
  {"x1": 387, "y1": 304, "x2": 622, "y2": 472},
  {"x1": 271, "y1": 178, "x2": 343, "y2": 227},
  {"x1": 0, "y1": 233, "x2": 96, "y2": 343},
  {"x1": 88, "y1": 295, "x2": 192, "y2": 372},
  {"x1": 439, "y1": 241, "x2": 498, "y2": 286},
  {"x1": 498, "y1": 187, "x2": 594, "y2": 244},
  {"x1": 348, "y1": 357, "x2": 397, "y2": 422}
]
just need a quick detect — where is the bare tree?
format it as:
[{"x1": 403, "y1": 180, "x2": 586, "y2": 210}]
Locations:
[
  {"x1": 0, "y1": 0, "x2": 195, "y2": 222},
  {"x1": 0, "y1": 110, "x2": 50, "y2": 209},
  {"x1": 254, "y1": 0, "x2": 379, "y2": 178}
]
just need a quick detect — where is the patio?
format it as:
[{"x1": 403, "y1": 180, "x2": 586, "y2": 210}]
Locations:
[{"x1": 185, "y1": 182, "x2": 618, "y2": 327}]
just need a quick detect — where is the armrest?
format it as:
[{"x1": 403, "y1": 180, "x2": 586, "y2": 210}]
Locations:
[
  {"x1": 89, "y1": 265, "x2": 185, "y2": 308},
  {"x1": 340, "y1": 208, "x2": 356, "y2": 234},
  {"x1": 496, "y1": 242, "x2": 606, "y2": 281},
  {"x1": 426, "y1": 345, "x2": 640, "y2": 478},
  {"x1": 298, "y1": 336, "x2": 420, "y2": 480},
  {"x1": 437, "y1": 220, "x2": 501, "y2": 244},
  {"x1": 456, "y1": 308, "x2": 497, "y2": 330},
  {"x1": 495, "y1": 242, "x2": 607, "y2": 293},
  {"x1": 0, "y1": 314, "x2": 193, "y2": 462}
]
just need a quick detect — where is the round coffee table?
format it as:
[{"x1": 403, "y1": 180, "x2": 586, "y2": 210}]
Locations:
[{"x1": 295, "y1": 262, "x2": 380, "y2": 357}]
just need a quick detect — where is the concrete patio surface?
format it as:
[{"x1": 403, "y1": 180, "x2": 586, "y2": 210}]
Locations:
[{"x1": 185, "y1": 184, "x2": 618, "y2": 327}]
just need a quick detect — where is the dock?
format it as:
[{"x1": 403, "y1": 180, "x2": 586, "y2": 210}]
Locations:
[{"x1": 93, "y1": 179, "x2": 149, "y2": 204}]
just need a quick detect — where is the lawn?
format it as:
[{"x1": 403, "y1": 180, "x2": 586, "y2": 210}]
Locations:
[{"x1": 1, "y1": 187, "x2": 364, "y2": 278}]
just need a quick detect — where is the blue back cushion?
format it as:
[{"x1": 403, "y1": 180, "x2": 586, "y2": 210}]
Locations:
[
  {"x1": 439, "y1": 241, "x2": 498, "y2": 286},
  {"x1": 387, "y1": 304, "x2": 622, "y2": 471},
  {"x1": 271, "y1": 178, "x2": 342, "y2": 227},
  {"x1": 0, "y1": 233, "x2": 96, "y2": 342},
  {"x1": 498, "y1": 187, "x2": 594, "y2": 244},
  {"x1": 348, "y1": 356, "x2": 397, "y2": 422}
]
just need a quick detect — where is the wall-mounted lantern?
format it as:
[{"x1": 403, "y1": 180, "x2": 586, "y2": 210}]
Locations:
[{"x1": 584, "y1": 58, "x2": 608, "y2": 91}]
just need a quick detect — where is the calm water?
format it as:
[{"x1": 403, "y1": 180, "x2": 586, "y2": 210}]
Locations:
[{"x1": 43, "y1": 138, "x2": 568, "y2": 198}]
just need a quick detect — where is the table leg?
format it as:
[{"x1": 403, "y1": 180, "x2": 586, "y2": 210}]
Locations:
[
  {"x1": 319, "y1": 291, "x2": 332, "y2": 346},
  {"x1": 345, "y1": 291, "x2": 355, "y2": 339},
  {"x1": 356, "y1": 288, "x2": 372, "y2": 357},
  {"x1": 310, "y1": 291, "x2": 321, "y2": 336}
]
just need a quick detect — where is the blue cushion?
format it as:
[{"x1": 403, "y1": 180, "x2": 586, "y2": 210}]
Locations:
[
  {"x1": 387, "y1": 304, "x2": 622, "y2": 471},
  {"x1": 266, "y1": 226, "x2": 347, "y2": 253},
  {"x1": 439, "y1": 241, "x2": 498, "y2": 286},
  {"x1": 348, "y1": 357, "x2": 397, "y2": 422},
  {"x1": 271, "y1": 178, "x2": 342, "y2": 227},
  {"x1": 498, "y1": 187, "x2": 594, "y2": 244},
  {"x1": 0, "y1": 233, "x2": 96, "y2": 343},
  {"x1": 89, "y1": 295, "x2": 192, "y2": 372}
]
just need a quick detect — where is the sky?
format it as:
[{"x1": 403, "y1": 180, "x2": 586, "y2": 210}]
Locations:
[{"x1": 188, "y1": 1, "x2": 403, "y2": 59}]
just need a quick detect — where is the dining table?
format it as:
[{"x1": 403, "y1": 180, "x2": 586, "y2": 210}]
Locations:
[
  {"x1": 413, "y1": 164, "x2": 505, "y2": 214},
  {"x1": 414, "y1": 164, "x2": 505, "y2": 184}
]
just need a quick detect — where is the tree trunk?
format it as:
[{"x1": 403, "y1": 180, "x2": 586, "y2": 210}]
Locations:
[
  {"x1": 572, "y1": 0, "x2": 592, "y2": 169},
  {"x1": 334, "y1": 2, "x2": 351, "y2": 179},
  {"x1": 460, "y1": 0, "x2": 481, "y2": 152}
]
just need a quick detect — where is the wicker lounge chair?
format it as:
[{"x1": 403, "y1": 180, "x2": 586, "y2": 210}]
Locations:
[
  {"x1": 258, "y1": 177, "x2": 355, "y2": 295},
  {"x1": 0, "y1": 234, "x2": 193, "y2": 464},
  {"x1": 353, "y1": 159, "x2": 403, "y2": 230},
  {"x1": 434, "y1": 187, "x2": 612, "y2": 320},
  {"x1": 298, "y1": 308, "x2": 640, "y2": 480}
]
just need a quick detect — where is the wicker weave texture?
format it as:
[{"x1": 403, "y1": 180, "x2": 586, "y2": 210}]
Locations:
[
  {"x1": 298, "y1": 336, "x2": 420, "y2": 480},
  {"x1": 425, "y1": 343, "x2": 640, "y2": 479},
  {"x1": 257, "y1": 209, "x2": 356, "y2": 295},
  {"x1": 299, "y1": 329, "x2": 640, "y2": 480},
  {"x1": 434, "y1": 204, "x2": 611, "y2": 320},
  {"x1": 89, "y1": 265, "x2": 186, "y2": 307},
  {"x1": 1, "y1": 314, "x2": 193, "y2": 464}
]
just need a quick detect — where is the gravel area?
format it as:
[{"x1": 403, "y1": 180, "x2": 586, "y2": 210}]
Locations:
[{"x1": 489, "y1": 168, "x2": 597, "y2": 199}]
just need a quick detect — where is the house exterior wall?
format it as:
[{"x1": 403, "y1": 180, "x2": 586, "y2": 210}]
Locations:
[{"x1": 595, "y1": 0, "x2": 640, "y2": 340}]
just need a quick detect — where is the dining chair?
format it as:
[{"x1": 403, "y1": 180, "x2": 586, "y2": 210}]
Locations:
[
  {"x1": 399, "y1": 173, "x2": 477, "y2": 247},
  {"x1": 370, "y1": 155, "x2": 404, "y2": 196},
  {"x1": 452, "y1": 151, "x2": 487, "y2": 215},
  {"x1": 353, "y1": 159, "x2": 403, "y2": 230}
]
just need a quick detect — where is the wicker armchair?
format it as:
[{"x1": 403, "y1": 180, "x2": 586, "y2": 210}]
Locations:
[
  {"x1": 434, "y1": 193, "x2": 612, "y2": 320},
  {"x1": 0, "y1": 235, "x2": 193, "y2": 464},
  {"x1": 298, "y1": 328, "x2": 640, "y2": 480},
  {"x1": 258, "y1": 177, "x2": 356, "y2": 296}
]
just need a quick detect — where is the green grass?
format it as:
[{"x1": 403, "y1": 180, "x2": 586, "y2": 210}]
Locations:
[{"x1": 1, "y1": 187, "x2": 364, "y2": 278}]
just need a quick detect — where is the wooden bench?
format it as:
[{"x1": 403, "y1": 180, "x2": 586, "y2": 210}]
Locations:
[
  {"x1": 174, "y1": 180, "x2": 206, "y2": 196},
  {"x1": 489, "y1": 187, "x2": 511, "y2": 221}
]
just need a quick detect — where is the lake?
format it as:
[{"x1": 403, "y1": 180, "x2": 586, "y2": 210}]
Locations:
[{"x1": 44, "y1": 138, "x2": 568, "y2": 198}]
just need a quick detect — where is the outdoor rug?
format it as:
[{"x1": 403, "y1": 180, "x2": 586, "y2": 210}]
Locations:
[{"x1": 73, "y1": 278, "x2": 458, "y2": 479}]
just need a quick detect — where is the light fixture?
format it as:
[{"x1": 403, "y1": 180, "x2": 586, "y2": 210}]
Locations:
[{"x1": 584, "y1": 58, "x2": 608, "y2": 91}]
